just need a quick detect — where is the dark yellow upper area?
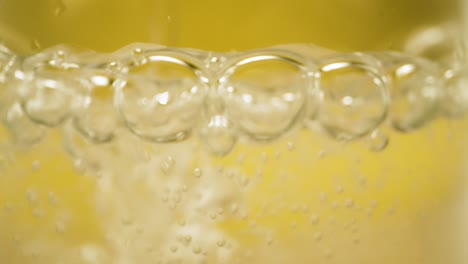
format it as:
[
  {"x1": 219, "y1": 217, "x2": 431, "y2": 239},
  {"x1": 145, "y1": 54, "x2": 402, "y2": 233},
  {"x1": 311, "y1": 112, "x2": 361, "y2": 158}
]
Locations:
[{"x1": 0, "y1": 0, "x2": 462, "y2": 54}]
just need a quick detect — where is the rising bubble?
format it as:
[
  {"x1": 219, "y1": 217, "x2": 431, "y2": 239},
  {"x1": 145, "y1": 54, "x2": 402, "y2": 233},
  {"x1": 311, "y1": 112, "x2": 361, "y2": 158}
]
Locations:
[{"x1": 316, "y1": 53, "x2": 388, "y2": 140}]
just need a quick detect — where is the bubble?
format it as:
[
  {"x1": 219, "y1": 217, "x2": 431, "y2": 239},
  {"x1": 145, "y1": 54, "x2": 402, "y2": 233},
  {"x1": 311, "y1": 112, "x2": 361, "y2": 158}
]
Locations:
[
  {"x1": 313, "y1": 232, "x2": 323, "y2": 242},
  {"x1": 80, "y1": 245, "x2": 103, "y2": 264},
  {"x1": 32, "y1": 208, "x2": 45, "y2": 217},
  {"x1": 0, "y1": 44, "x2": 17, "y2": 87},
  {"x1": 31, "y1": 160, "x2": 41, "y2": 171},
  {"x1": 217, "y1": 208, "x2": 224, "y2": 215},
  {"x1": 219, "y1": 51, "x2": 308, "y2": 141},
  {"x1": 404, "y1": 24, "x2": 464, "y2": 69},
  {"x1": 216, "y1": 239, "x2": 226, "y2": 247},
  {"x1": 200, "y1": 97, "x2": 237, "y2": 156},
  {"x1": 115, "y1": 48, "x2": 208, "y2": 143},
  {"x1": 5, "y1": 103, "x2": 46, "y2": 146},
  {"x1": 237, "y1": 153, "x2": 246, "y2": 164},
  {"x1": 20, "y1": 72, "x2": 76, "y2": 126},
  {"x1": 48, "y1": 192, "x2": 58, "y2": 206},
  {"x1": 318, "y1": 192, "x2": 328, "y2": 203},
  {"x1": 375, "y1": 52, "x2": 442, "y2": 132},
  {"x1": 169, "y1": 245, "x2": 178, "y2": 253},
  {"x1": 274, "y1": 150, "x2": 281, "y2": 159},
  {"x1": 344, "y1": 198, "x2": 355, "y2": 208},
  {"x1": 73, "y1": 61, "x2": 121, "y2": 143},
  {"x1": 367, "y1": 130, "x2": 389, "y2": 152},
  {"x1": 20, "y1": 46, "x2": 85, "y2": 127},
  {"x1": 190, "y1": 168, "x2": 202, "y2": 179},
  {"x1": 183, "y1": 235, "x2": 192, "y2": 245},
  {"x1": 63, "y1": 121, "x2": 110, "y2": 173},
  {"x1": 192, "y1": 246, "x2": 202, "y2": 255},
  {"x1": 26, "y1": 189, "x2": 39, "y2": 204},
  {"x1": 441, "y1": 69, "x2": 468, "y2": 117},
  {"x1": 310, "y1": 214, "x2": 320, "y2": 225},
  {"x1": 0, "y1": 66, "x2": 22, "y2": 121},
  {"x1": 55, "y1": 221, "x2": 66, "y2": 233},
  {"x1": 287, "y1": 142, "x2": 296, "y2": 151},
  {"x1": 160, "y1": 156, "x2": 175, "y2": 175},
  {"x1": 316, "y1": 53, "x2": 388, "y2": 140},
  {"x1": 336, "y1": 186, "x2": 344, "y2": 194},
  {"x1": 121, "y1": 216, "x2": 134, "y2": 226},
  {"x1": 209, "y1": 211, "x2": 217, "y2": 220}
]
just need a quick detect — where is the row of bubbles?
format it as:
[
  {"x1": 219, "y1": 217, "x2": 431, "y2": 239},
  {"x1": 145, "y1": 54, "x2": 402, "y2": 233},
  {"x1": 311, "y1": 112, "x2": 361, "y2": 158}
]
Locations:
[{"x1": 0, "y1": 43, "x2": 466, "y2": 155}]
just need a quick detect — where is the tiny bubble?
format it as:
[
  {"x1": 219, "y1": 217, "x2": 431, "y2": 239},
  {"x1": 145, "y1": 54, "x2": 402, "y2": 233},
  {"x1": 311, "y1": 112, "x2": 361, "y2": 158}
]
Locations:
[
  {"x1": 310, "y1": 214, "x2": 320, "y2": 225},
  {"x1": 193, "y1": 168, "x2": 202, "y2": 178},
  {"x1": 169, "y1": 245, "x2": 178, "y2": 253},
  {"x1": 192, "y1": 246, "x2": 202, "y2": 254}
]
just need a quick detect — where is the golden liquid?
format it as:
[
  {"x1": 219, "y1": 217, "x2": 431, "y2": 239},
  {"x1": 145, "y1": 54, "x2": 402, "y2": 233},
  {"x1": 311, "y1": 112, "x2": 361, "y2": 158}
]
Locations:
[{"x1": 0, "y1": 1, "x2": 467, "y2": 264}]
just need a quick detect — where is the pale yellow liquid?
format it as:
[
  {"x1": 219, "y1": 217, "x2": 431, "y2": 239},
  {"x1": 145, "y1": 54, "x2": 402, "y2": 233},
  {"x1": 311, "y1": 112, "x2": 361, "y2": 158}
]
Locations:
[{"x1": 0, "y1": 1, "x2": 467, "y2": 264}]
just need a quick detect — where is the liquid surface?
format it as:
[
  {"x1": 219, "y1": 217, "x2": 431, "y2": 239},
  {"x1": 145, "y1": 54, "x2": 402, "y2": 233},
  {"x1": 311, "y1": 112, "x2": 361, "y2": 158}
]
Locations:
[{"x1": 0, "y1": 1, "x2": 467, "y2": 264}]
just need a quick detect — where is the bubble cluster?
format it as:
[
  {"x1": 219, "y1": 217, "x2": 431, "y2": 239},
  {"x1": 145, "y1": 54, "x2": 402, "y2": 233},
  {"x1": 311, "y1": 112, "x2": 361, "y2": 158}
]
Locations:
[{"x1": 0, "y1": 43, "x2": 463, "y2": 155}]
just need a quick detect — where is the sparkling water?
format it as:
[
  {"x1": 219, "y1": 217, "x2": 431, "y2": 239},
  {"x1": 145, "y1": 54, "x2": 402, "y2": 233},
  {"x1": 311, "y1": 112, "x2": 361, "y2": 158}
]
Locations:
[{"x1": 0, "y1": 1, "x2": 467, "y2": 264}]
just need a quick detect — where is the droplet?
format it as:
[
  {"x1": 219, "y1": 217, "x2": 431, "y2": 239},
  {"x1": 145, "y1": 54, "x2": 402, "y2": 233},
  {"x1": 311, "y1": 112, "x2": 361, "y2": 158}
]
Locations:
[
  {"x1": 316, "y1": 53, "x2": 388, "y2": 140},
  {"x1": 375, "y1": 52, "x2": 441, "y2": 132},
  {"x1": 115, "y1": 48, "x2": 207, "y2": 143},
  {"x1": 367, "y1": 130, "x2": 389, "y2": 152},
  {"x1": 219, "y1": 51, "x2": 307, "y2": 140}
]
